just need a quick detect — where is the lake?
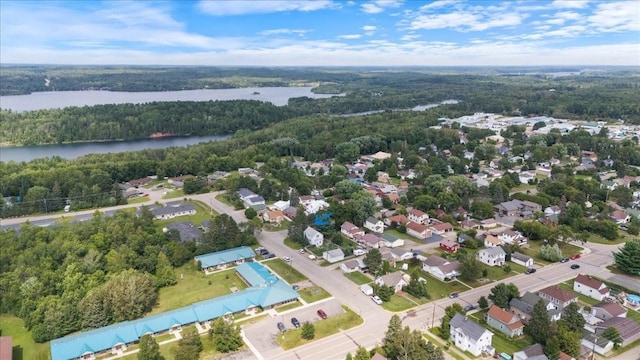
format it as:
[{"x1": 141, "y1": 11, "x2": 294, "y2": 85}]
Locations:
[
  {"x1": 0, "y1": 86, "x2": 341, "y2": 112},
  {"x1": 1, "y1": 135, "x2": 230, "y2": 163}
]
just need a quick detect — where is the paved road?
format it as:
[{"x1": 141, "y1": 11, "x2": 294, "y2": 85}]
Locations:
[{"x1": 2, "y1": 191, "x2": 636, "y2": 360}]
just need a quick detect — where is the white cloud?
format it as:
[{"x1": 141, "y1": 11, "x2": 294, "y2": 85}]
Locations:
[
  {"x1": 259, "y1": 28, "x2": 310, "y2": 36},
  {"x1": 362, "y1": 25, "x2": 377, "y2": 31},
  {"x1": 555, "y1": 11, "x2": 582, "y2": 20},
  {"x1": 197, "y1": 0, "x2": 335, "y2": 16},
  {"x1": 338, "y1": 34, "x2": 362, "y2": 39},
  {"x1": 551, "y1": 0, "x2": 590, "y2": 9},
  {"x1": 587, "y1": 1, "x2": 640, "y2": 32},
  {"x1": 419, "y1": 0, "x2": 460, "y2": 11},
  {"x1": 405, "y1": 2, "x2": 524, "y2": 32},
  {"x1": 361, "y1": 0, "x2": 402, "y2": 14}
]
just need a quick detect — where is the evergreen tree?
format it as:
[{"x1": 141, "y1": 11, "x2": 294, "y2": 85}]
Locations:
[
  {"x1": 209, "y1": 318, "x2": 243, "y2": 353},
  {"x1": 613, "y1": 239, "x2": 640, "y2": 275},
  {"x1": 363, "y1": 248, "x2": 383, "y2": 276},
  {"x1": 526, "y1": 300, "x2": 553, "y2": 344},
  {"x1": 138, "y1": 334, "x2": 164, "y2": 360},
  {"x1": 354, "y1": 347, "x2": 371, "y2": 360},
  {"x1": 544, "y1": 335, "x2": 561, "y2": 360},
  {"x1": 458, "y1": 253, "x2": 482, "y2": 281},
  {"x1": 301, "y1": 322, "x2": 315, "y2": 340},
  {"x1": 559, "y1": 302, "x2": 585, "y2": 332},
  {"x1": 173, "y1": 329, "x2": 203, "y2": 360},
  {"x1": 478, "y1": 296, "x2": 489, "y2": 311},
  {"x1": 556, "y1": 324, "x2": 581, "y2": 358},
  {"x1": 345, "y1": 353, "x2": 353, "y2": 360},
  {"x1": 439, "y1": 304, "x2": 464, "y2": 340},
  {"x1": 154, "y1": 252, "x2": 177, "y2": 287},
  {"x1": 383, "y1": 315, "x2": 403, "y2": 358}
]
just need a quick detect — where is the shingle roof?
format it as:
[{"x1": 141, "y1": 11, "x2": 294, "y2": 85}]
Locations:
[
  {"x1": 574, "y1": 274, "x2": 607, "y2": 291},
  {"x1": 450, "y1": 313, "x2": 491, "y2": 342},
  {"x1": 593, "y1": 302, "x2": 626, "y2": 317},
  {"x1": 487, "y1": 305, "x2": 517, "y2": 325},
  {"x1": 479, "y1": 247, "x2": 506, "y2": 257},
  {"x1": 511, "y1": 252, "x2": 532, "y2": 263},
  {"x1": 597, "y1": 317, "x2": 640, "y2": 340},
  {"x1": 538, "y1": 285, "x2": 578, "y2": 303}
]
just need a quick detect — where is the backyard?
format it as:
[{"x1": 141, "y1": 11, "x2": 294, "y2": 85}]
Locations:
[
  {"x1": 344, "y1": 271, "x2": 373, "y2": 285},
  {"x1": 150, "y1": 264, "x2": 248, "y2": 315},
  {"x1": 0, "y1": 314, "x2": 50, "y2": 360}
]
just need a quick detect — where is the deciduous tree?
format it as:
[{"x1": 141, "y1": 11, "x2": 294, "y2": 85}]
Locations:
[
  {"x1": 526, "y1": 300, "x2": 553, "y2": 344},
  {"x1": 488, "y1": 283, "x2": 520, "y2": 309},
  {"x1": 458, "y1": 253, "x2": 482, "y2": 281},
  {"x1": 138, "y1": 334, "x2": 164, "y2": 360}
]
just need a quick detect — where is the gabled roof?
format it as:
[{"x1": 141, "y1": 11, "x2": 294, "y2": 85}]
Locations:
[
  {"x1": 341, "y1": 221, "x2": 360, "y2": 232},
  {"x1": 593, "y1": 302, "x2": 627, "y2": 317},
  {"x1": 387, "y1": 214, "x2": 409, "y2": 225},
  {"x1": 515, "y1": 344, "x2": 546, "y2": 359},
  {"x1": 408, "y1": 208, "x2": 427, "y2": 217},
  {"x1": 194, "y1": 246, "x2": 256, "y2": 268},
  {"x1": 538, "y1": 286, "x2": 578, "y2": 303},
  {"x1": 236, "y1": 262, "x2": 278, "y2": 287},
  {"x1": 479, "y1": 247, "x2": 506, "y2": 257},
  {"x1": 304, "y1": 226, "x2": 322, "y2": 239},
  {"x1": 236, "y1": 188, "x2": 256, "y2": 198},
  {"x1": 378, "y1": 271, "x2": 406, "y2": 286},
  {"x1": 366, "y1": 216, "x2": 381, "y2": 224},
  {"x1": 574, "y1": 274, "x2": 607, "y2": 292},
  {"x1": 511, "y1": 252, "x2": 532, "y2": 263},
  {"x1": 450, "y1": 313, "x2": 491, "y2": 342},
  {"x1": 361, "y1": 233, "x2": 382, "y2": 245},
  {"x1": 597, "y1": 317, "x2": 640, "y2": 340},
  {"x1": 430, "y1": 222, "x2": 453, "y2": 231},
  {"x1": 406, "y1": 221, "x2": 428, "y2": 233},
  {"x1": 484, "y1": 235, "x2": 501, "y2": 246},
  {"x1": 487, "y1": 305, "x2": 523, "y2": 330}
]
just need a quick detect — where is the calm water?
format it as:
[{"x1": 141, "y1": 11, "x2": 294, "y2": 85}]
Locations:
[
  {"x1": 0, "y1": 135, "x2": 230, "y2": 163},
  {"x1": 0, "y1": 86, "x2": 340, "y2": 112}
]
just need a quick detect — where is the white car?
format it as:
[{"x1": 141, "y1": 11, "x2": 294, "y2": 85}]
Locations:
[
  {"x1": 371, "y1": 295, "x2": 383, "y2": 305},
  {"x1": 283, "y1": 256, "x2": 292, "y2": 262},
  {"x1": 299, "y1": 249, "x2": 305, "y2": 254},
  {"x1": 308, "y1": 254, "x2": 317, "y2": 260}
]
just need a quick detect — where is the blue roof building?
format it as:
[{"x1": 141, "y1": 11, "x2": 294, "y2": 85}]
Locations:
[
  {"x1": 50, "y1": 261, "x2": 298, "y2": 360},
  {"x1": 194, "y1": 246, "x2": 256, "y2": 269}
]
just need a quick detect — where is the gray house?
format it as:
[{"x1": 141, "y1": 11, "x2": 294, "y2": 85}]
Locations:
[{"x1": 323, "y1": 249, "x2": 345, "y2": 263}]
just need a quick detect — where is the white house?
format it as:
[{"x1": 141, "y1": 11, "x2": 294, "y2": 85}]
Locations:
[
  {"x1": 323, "y1": 249, "x2": 345, "y2": 263},
  {"x1": 303, "y1": 199, "x2": 330, "y2": 215},
  {"x1": 304, "y1": 226, "x2": 324, "y2": 247},
  {"x1": 573, "y1": 274, "x2": 610, "y2": 301},
  {"x1": 494, "y1": 229, "x2": 528, "y2": 245},
  {"x1": 449, "y1": 313, "x2": 495, "y2": 357},
  {"x1": 148, "y1": 202, "x2": 196, "y2": 220},
  {"x1": 484, "y1": 234, "x2": 502, "y2": 248},
  {"x1": 405, "y1": 222, "x2": 432, "y2": 240},
  {"x1": 477, "y1": 247, "x2": 506, "y2": 267},
  {"x1": 380, "y1": 233, "x2": 405, "y2": 248},
  {"x1": 510, "y1": 252, "x2": 533, "y2": 267},
  {"x1": 375, "y1": 271, "x2": 409, "y2": 293},
  {"x1": 364, "y1": 217, "x2": 384, "y2": 233},
  {"x1": 591, "y1": 302, "x2": 627, "y2": 321},
  {"x1": 340, "y1": 259, "x2": 366, "y2": 273},
  {"x1": 422, "y1": 256, "x2": 460, "y2": 281},
  {"x1": 407, "y1": 208, "x2": 429, "y2": 225},
  {"x1": 390, "y1": 248, "x2": 414, "y2": 262}
]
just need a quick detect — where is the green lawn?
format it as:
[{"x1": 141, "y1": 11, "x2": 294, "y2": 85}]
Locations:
[
  {"x1": 283, "y1": 237, "x2": 304, "y2": 250},
  {"x1": 381, "y1": 294, "x2": 417, "y2": 312},
  {"x1": 584, "y1": 233, "x2": 626, "y2": 245},
  {"x1": 263, "y1": 259, "x2": 308, "y2": 283},
  {"x1": 117, "y1": 327, "x2": 226, "y2": 360},
  {"x1": 0, "y1": 314, "x2": 50, "y2": 360},
  {"x1": 150, "y1": 265, "x2": 247, "y2": 314},
  {"x1": 127, "y1": 196, "x2": 151, "y2": 204},
  {"x1": 276, "y1": 306, "x2": 363, "y2": 350},
  {"x1": 154, "y1": 200, "x2": 216, "y2": 227},
  {"x1": 276, "y1": 301, "x2": 303, "y2": 313},
  {"x1": 298, "y1": 286, "x2": 331, "y2": 303},
  {"x1": 556, "y1": 282, "x2": 599, "y2": 306},
  {"x1": 465, "y1": 263, "x2": 524, "y2": 288},
  {"x1": 465, "y1": 312, "x2": 532, "y2": 355},
  {"x1": 344, "y1": 271, "x2": 373, "y2": 285},
  {"x1": 407, "y1": 269, "x2": 468, "y2": 300},
  {"x1": 162, "y1": 189, "x2": 185, "y2": 199},
  {"x1": 214, "y1": 193, "x2": 234, "y2": 206},
  {"x1": 520, "y1": 240, "x2": 582, "y2": 265}
]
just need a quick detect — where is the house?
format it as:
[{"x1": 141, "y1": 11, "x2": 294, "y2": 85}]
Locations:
[
  {"x1": 519, "y1": 171, "x2": 536, "y2": 184},
  {"x1": 594, "y1": 317, "x2": 640, "y2": 347},
  {"x1": 422, "y1": 256, "x2": 460, "y2": 281},
  {"x1": 493, "y1": 229, "x2": 528, "y2": 245},
  {"x1": 494, "y1": 200, "x2": 521, "y2": 217},
  {"x1": 263, "y1": 210, "x2": 285, "y2": 225},
  {"x1": 405, "y1": 222, "x2": 433, "y2": 240},
  {"x1": 610, "y1": 210, "x2": 630, "y2": 224},
  {"x1": 485, "y1": 305, "x2": 525, "y2": 337},
  {"x1": 384, "y1": 214, "x2": 409, "y2": 227},
  {"x1": 371, "y1": 353, "x2": 388, "y2": 360},
  {"x1": 302, "y1": 199, "x2": 330, "y2": 215},
  {"x1": 537, "y1": 285, "x2": 578, "y2": 311},
  {"x1": 461, "y1": 219, "x2": 480, "y2": 230},
  {"x1": 357, "y1": 233, "x2": 383, "y2": 249},
  {"x1": 364, "y1": 217, "x2": 384, "y2": 233},
  {"x1": 146, "y1": 202, "x2": 196, "y2": 220},
  {"x1": 449, "y1": 313, "x2": 495, "y2": 357},
  {"x1": 341, "y1": 221, "x2": 365, "y2": 239},
  {"x1": 484, "y1": 234, "x2": 502, "y2": 247},
  {"x1": 375, "y1": 271, "x2": 409, "y2": 293},
  {"x1": 510, "y1": 252, "x2": 533, "y2": 267},
  {"x1": 591, "y1": 302, "x2": 627, "y2": 321},
  {"x1": 163, "y1": 222, "x2": 203, "y2": 243},
  {"x1": 194, "y1": 246, "x2": 256, "y2": 271},
  {"x1": 380, "y1": 233, "x2": 405, "y2": 248},
  {"x1": 544, "y1": 206, "x2": 562, "y2": 216},
  {"x1": 513, "y1": 344, "x2": 548, "y2": 360},
  {"x1": 581, "y1": 331, "x2": 614, "y2": 356},
  {"x1": 340, "y1": 259, "x2": 367, "y2": 273},
  {"x1": 573, "y1": 274, "x2": 610, "y2": 301},
  {"x1": 439, "y1": 239, "x2": 460, "y2": 253},
  {"x1": 390, "y1": 248, "x2": 414, "y2": 262},
  {"x1": 236, "y1": 188, "x2": 258, "y2": 202},
  {"x1": 407, "y1": 208, "x2": 429, "y2": 224},
  {"x1": 269, "y1": 200, "x2": 290, "y2": 211},
  {"x1": 477, "y1": 247, "x2": 506, "y2": 267},
  {"x1": 509, "y1": 292, "x2": 562, "y2": 323},
  {"x1": 323, "y1": 249, "x2": 345, "y2": 263},
  {"x1": 304, "y1": 226, "x2": 324, "y2": 247},
  {"x1": 283, "y1": 206, "x2": 298, "y2": 220},
  {"x1": 429, "y1": 222, "x2": 454, "y2": 235},
  {"x1": 126, "y1": 176, "x2": 153, "y2": 187},
  {"x1": 480, "y1": 218, "x2": 497, "y2": 229}
]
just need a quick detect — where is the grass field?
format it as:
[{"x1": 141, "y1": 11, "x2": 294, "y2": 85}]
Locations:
[
  {"x1": 283, "y1": 237, "x2": 304, "y2": 250},
  {"x1": 276, "y1": 302, "x2": 303, "y2": 313},
  {"x1": 276, "y1": 306, "x2": 363, "y2": 350},
  {"x1": 117, "y1": 327, "x2": 226, "y2": 360},
  {"x1": 465, "y1": 263, "x2": 526, "y2": 288},
  {"x1": 127, "y1": 196, "x2": 151, "y2": 204},
  {"x1": 520, "y1": 240, "x2": 582, "y2": 265},
  {"x1": 381, "y1": 294, "x2": 417, "y2": 312},
  {"x1": 298, "y1": 286, "x2": 331, "y2": 303},
  {"x1": 263, "y1": 259, "x2": 308, "y2": 283},
  {"x1": 407, "y1": 269, "x2": 469, "y2": 300},
  {"x1": 344, "y1": 271, "x2": 373, "y2": 285},
  {"x1": 0, "y1": 314, "x2": 50, "y2": 360},
  {"x1": 150, "y1": 265, "x2": 248, "y2": 315}
]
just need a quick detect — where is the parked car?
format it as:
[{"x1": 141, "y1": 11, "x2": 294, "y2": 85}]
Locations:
[
  {"x1": 299, "y1": 249, "x2": 305, "y2": 254},
  {"x1": 291, "y1": 317, "x2": 301, "y2": 328},
  {"x1": 464, "y1": 304, "x2": 477, "y2": 312},
  {"x1": 571, "y1": 264, "x2": 580, "y2": 270},
  {"x1": 560, "y1": 258, "x2": 569, "y2": 263},
  {"x1": 283, "y1": 256, "x2": 292, "y2": 262},
  {"x1": 353, "y1": 249, "x2": 366, "y2": 256},
  {"x1": 525, "y1": 268, "x2": 537, "y2": 275},
  {"x1": 317, "y1": 309, "x2": 328, "y2": 319},
  {"x1": 372, "y1": 295, "x2": 383, "y2": 305},
  {"x1": 264, "y1": 253, "x2": 275, "y2": 259},
  {"x1": 307, "y1": 254, "x2": 317, "y2": 260},
  {"x1": 292, "y1": 285, "x2": 300, "y2": 291},
  {"x1": 277, "y1": 322, "x2": 286, "y2": 332},
  {"x1": 448, "y1": 293, "x2": 459, "y2": 299},
  {"x1": 570, "y1": 254, "x2": 581, "y2": 260}
]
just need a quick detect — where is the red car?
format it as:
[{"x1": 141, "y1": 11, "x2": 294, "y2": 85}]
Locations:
[
  {"x1": 317, "y1": 309, "x2": 328, "y2": 319},
  {"x1": 570, "y1": 254, "x2": 581, "y2": 260}
]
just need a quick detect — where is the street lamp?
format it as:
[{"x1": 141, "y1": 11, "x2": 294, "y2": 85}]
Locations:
[{"x1": 589, "y1": 325, "x2": 611, "y2": 360}]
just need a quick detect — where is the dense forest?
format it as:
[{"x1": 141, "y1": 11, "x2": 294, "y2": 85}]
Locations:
[
  {"x1": 2, "y1": 68, "x2": 640, "y2": 145},
  {"x1": 0, "y1": 210, "x2": 256, "y2": 342}
]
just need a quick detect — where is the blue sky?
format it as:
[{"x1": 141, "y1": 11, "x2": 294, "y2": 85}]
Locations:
[{"x1": 1, "y1": 0, "x2": 638, "y2": 66}]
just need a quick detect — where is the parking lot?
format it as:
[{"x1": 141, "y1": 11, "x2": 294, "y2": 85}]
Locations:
[{"x1": 241, "y1": 298, "x2": 344, "y2": 355}]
